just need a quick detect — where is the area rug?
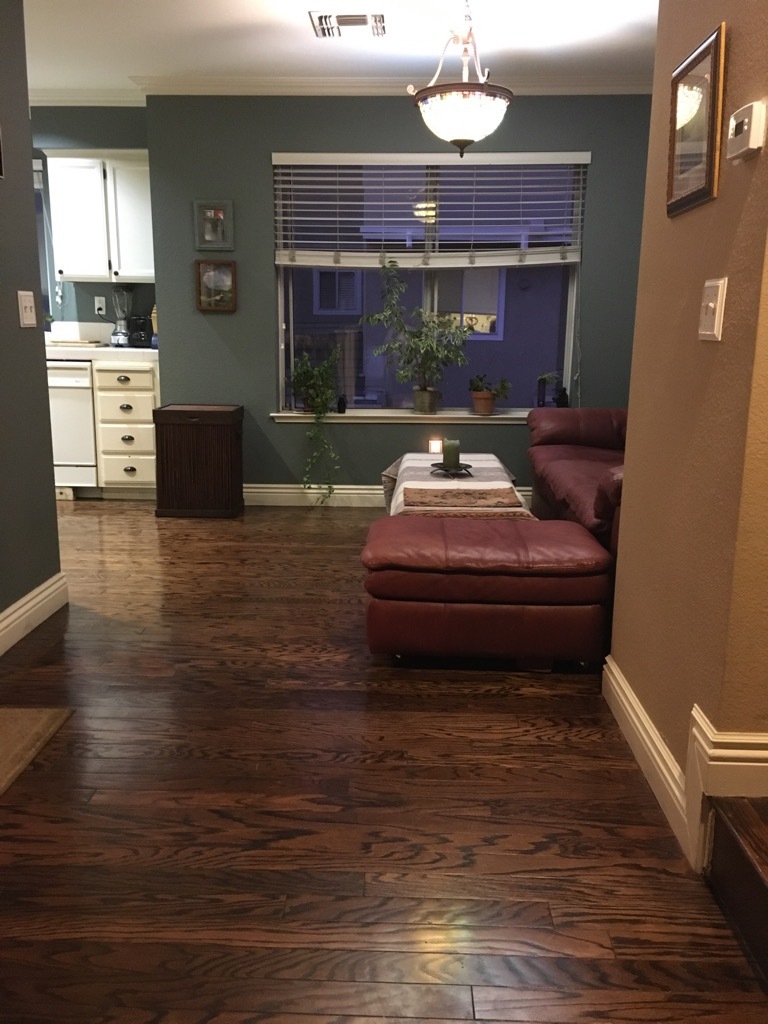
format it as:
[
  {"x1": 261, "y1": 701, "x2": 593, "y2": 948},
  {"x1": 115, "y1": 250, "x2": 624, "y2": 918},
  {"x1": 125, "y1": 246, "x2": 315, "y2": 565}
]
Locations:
[{"x1": 0, "y1": 708, "x2": 72, "y2": 796}]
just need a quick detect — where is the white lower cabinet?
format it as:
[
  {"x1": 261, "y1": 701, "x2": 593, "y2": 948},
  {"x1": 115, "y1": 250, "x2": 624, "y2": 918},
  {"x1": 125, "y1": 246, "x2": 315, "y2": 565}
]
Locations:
[{"x1": 93, "y1": 362, "x2": 159, "y2": 488}]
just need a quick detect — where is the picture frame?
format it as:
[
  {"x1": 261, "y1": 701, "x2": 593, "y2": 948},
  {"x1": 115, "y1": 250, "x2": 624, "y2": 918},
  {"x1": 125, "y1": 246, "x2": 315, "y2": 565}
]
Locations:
[
  {"x1": 193, "y1": 199, "x2": 234, "y2": 250},
  {"x1": 195, "y1": 259, "x2": 237, "y2": 312},
  {"x1": 667, "y1": 24, "x2": 726, "y2": 217}
]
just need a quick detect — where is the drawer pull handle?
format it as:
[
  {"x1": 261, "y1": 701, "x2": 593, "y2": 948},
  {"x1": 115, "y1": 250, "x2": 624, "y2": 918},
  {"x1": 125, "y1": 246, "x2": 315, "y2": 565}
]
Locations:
[
  {"x1": 117, "y1": 375, "x2": 131, "y2": 383},
  {"x1": 123, "y1": 465, "x2": 137, "y2": 474},
  {"x1": 121, "y1": 434, "x2": 135, "y2": 443},
  {"x1": 120, "y1": 403, "x2": 133, "y2": 411}
]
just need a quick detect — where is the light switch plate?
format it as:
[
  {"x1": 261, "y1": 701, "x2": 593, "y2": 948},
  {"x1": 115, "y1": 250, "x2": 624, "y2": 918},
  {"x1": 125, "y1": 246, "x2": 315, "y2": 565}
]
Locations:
[
  {"x1": 699, "y1": 278, "x2": 727, "y2": 341},
  {"x1": 17, "y1": 290, "x2": 37, "y2": 328}
]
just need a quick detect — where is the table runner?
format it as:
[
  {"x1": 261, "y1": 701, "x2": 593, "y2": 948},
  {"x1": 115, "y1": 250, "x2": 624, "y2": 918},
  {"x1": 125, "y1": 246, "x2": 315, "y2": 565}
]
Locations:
[{"x1": 383, "y1": 453, "x2": 535, "y2": 518}]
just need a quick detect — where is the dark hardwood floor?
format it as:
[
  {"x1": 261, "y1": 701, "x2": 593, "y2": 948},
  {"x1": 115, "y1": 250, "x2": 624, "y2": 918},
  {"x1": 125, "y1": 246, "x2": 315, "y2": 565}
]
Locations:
[{"x1": 0, "y1": 500, "x2": 766, "y2": 1023}]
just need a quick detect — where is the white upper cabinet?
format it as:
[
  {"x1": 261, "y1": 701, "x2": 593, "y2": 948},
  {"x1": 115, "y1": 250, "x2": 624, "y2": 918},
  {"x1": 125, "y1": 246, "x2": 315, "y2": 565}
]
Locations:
[
  {"x1": 105, "y1": 159, "x2": 155, "y2": 281},
  {"x1": 47, "y1": 158, "x2": 110, "y2": 281},
  {"x1": 47, "y1": 152, "x2": 155, "y2": 283}
]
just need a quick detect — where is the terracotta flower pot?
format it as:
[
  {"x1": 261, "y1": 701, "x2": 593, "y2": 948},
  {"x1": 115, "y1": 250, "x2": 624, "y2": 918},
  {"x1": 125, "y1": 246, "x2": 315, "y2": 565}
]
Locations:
[{"x1": 470, "y1": 390, "x2": 496, "y2": 416}]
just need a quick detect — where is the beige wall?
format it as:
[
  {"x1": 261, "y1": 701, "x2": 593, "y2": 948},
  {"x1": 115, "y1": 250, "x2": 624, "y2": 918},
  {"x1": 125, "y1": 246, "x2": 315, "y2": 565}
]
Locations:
[{"x1": 612, "y1": 0, "x2": 768, "y2": 762}]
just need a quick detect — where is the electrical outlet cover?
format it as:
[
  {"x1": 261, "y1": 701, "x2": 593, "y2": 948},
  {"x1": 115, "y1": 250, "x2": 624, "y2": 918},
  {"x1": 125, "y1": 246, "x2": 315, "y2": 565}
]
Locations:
[{"x1": 17, "y1": 290, "x2": 37, "y2": 327}]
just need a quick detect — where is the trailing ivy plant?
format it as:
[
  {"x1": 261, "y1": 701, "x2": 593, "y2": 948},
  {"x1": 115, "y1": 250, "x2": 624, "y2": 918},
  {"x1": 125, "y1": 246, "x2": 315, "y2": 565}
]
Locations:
[{"x1": 291, "y1": 347, "x2": 341, "y2": 504}]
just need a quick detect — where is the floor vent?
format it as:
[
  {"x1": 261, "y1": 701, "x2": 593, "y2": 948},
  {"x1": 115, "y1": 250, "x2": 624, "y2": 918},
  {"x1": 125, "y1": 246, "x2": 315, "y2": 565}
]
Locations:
[{"x1": 309, "y1": 12, "x2": 386, "y2": 38}]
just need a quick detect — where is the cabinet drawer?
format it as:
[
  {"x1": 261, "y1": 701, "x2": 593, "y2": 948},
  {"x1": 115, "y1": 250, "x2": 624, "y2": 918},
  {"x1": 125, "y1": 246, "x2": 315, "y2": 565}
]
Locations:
[
  {"x1": 100, "y1": 454, "x2": 156, "y2": 485},
  {"x1": 99, "y1": 423, "x2": 155, "y2": 454},
  {"x1": 97, "y1": 393, "x2": 156, "y2": 422},
  {"x1": 94, "y1": 367, "x2": 155, "y2": 390}
]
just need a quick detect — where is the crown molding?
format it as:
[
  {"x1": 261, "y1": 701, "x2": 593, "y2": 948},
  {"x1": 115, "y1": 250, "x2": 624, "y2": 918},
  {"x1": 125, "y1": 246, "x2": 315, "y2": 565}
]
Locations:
[
  {"x1": 132, "y1": 73, "x2": 653, "y2": 96},
  {"x1": 28, "y1": 73, "x2": 651, "y2": 107},
  {"x1": 28, "y1": 89, "x2": 147, "y2": 108}
]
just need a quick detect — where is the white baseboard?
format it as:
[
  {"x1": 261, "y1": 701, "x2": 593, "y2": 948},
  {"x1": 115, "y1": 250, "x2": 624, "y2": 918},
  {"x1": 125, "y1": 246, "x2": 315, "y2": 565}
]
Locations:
[
  {"x1": 242, "y1": 484, "x2": 533, "y2": 509},
  {"x1": 686, "y1": 705, "x2": 768, "y2": 870},
  {"x1": 602, "y1": 656, "x2": 689, "y2": 858},
  {"x1": 0, "y1": 573, "x2": 69, "y2": 657},
  {"x1": 243, "y1": 484, "x2": 386, "y2": 507},
  {"x1": 603, "y1": 656, "x2": 768, "y2": 871}
]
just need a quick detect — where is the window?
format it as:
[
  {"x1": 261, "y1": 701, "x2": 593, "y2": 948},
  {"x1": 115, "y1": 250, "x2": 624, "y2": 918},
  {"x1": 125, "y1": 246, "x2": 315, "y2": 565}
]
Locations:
[
  {"x1": 313, "y1": 269, "x2": 362, "y2": 316},
  {"x1": 274, "y1": 153, "x2": 590, "y2": 411}
]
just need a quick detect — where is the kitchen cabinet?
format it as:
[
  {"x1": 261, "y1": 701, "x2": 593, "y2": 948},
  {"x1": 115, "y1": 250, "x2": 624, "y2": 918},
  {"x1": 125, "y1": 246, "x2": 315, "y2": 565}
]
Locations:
[
  {"x1": 93, "y1": 361, "x2": 160, "y2": 488},
  {"x1": 46, "y1": 152, "x2": 154, "y2": 282}
]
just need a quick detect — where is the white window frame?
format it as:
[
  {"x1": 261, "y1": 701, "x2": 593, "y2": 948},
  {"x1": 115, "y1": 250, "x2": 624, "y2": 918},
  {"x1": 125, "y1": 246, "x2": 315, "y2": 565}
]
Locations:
[{"x1": 273, "y1": 152, "x2": 589, "y2": 418}]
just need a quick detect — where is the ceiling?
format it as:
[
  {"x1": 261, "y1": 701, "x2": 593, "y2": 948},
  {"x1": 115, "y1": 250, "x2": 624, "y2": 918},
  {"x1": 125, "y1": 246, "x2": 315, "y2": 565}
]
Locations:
[{"x1": 22, "y1": 0, "x2": 659, "y2": 107}]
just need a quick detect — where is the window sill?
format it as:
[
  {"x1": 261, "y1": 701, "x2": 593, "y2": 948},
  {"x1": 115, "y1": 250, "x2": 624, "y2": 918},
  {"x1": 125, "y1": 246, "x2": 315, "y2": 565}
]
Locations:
[{"x1": 271, "y1": 408, "x2": 533, "y2": 424}]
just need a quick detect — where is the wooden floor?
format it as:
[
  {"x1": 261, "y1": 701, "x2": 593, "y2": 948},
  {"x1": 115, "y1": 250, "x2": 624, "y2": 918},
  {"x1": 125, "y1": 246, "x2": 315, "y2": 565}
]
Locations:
[{"x1": 0, "y1": 500, "x2": 766, "y2": 1023}]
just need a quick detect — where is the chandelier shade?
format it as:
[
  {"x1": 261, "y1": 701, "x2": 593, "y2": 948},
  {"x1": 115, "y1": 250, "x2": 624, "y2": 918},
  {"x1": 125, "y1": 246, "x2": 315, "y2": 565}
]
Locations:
[
  {"x1": 412, "y1": 82, "x2": 514, "y2": 157},
  {"x1": 408, "y1": 1, "x2": 513, "y2": 157},
  {"x1": 676, "y1": 82, "x2": 704, "y2": 130}
]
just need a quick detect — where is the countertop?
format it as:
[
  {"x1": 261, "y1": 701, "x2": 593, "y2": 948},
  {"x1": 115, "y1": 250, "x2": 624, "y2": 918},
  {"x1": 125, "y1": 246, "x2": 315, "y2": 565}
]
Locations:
[{"x1": 45, "y1": 345, "x2": 159, "y2": 362}]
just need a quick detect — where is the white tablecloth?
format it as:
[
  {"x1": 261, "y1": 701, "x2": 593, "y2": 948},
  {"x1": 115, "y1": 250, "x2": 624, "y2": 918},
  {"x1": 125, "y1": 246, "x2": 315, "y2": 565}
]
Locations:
[{"x1": 382, "y1": 452, "x2": 535, "y2": 518}]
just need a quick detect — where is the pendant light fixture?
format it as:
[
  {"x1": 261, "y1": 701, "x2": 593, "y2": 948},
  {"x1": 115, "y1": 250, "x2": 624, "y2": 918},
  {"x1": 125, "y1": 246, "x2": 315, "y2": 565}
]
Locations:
[{"x1": 407, "y1": 1, "x2": 513, "y2": 157}]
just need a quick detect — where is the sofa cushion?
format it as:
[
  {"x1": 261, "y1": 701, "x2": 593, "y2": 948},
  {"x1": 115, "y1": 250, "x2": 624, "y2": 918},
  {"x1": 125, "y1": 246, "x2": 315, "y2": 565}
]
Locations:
[
  {"x1": 527, "y1": 407, "x2": 627, "y2": 449},
  {"x1": 528, "y1": 448, "x2": 623, "y2": 534},
  {"x1": 361, "y1": 517, "x2": 613, "y2": 605}
]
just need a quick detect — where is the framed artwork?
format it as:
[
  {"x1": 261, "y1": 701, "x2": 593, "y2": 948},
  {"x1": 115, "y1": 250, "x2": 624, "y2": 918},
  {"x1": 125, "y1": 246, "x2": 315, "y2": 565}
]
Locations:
[
  {"x1": 667, "y1": 24, "x2": 726, "y2": 217},
  {"x1": 193, "y1": 199, "x2": 234, "y2": 250},
  {"x1": 195, "y1": 259, "x2": 237, "y2": 312}
]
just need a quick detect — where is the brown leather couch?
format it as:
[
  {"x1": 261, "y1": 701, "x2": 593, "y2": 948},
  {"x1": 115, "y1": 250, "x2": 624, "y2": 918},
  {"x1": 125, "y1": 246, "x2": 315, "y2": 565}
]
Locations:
[{"x1": 527, "y1": 407, "x2": 626, "y2": 556}]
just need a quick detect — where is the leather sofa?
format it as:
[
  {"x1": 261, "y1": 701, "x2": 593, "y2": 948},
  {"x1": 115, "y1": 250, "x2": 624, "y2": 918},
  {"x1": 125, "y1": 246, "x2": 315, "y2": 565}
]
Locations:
[
  {"x1": 526, "y1": 407, "x2": 626, "y2": 556},
  {"x1": 361, "y1": 516, "x2": 614, "y2": 665}
]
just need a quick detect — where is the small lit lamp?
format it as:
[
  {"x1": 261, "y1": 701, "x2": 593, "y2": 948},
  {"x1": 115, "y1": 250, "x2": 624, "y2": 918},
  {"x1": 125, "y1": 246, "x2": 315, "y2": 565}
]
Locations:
[
  {"x1": 428, "y1": 438, "x2": 443, "y2": 455},
  {"x1": 408, "y1": 1, "x2": 513, "y2": 157}
]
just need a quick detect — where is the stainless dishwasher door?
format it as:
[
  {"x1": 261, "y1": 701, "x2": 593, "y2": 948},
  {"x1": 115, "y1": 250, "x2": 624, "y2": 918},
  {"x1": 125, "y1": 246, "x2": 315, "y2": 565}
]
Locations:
[{"x1": 47, "y1": 361, "x2": 98, "y2": 486}]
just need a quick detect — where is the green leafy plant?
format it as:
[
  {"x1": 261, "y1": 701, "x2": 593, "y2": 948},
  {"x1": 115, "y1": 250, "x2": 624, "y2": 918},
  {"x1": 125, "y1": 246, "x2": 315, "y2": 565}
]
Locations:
[
  {"x1": 468, "y1": 374, "x2": 510, "y2": 399},
  {"x1": 291, "y1": 348, "x2": 341, "y2": 504},
  {"x1": 536, "y1": 370, "x2": 560, "y2": 408},
  {"x1": 537, "y1": 371, "x2": 559, "y2": 385},
  {"x1": 362, "y1": 261, "x2": 470, "y2": 405}
]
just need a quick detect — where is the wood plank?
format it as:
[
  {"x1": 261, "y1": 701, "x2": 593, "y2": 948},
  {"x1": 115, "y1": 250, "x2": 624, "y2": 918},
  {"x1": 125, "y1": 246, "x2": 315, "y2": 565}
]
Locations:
[{"x1": 0, "y1": 502, "x2": 764, "y2": 1020}]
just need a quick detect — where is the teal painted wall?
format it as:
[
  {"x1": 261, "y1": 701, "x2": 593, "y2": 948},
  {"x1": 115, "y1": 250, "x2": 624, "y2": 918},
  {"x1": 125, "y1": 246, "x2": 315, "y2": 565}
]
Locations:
[
  {"x1": 32, "y1": 107, "x2": 147, "y2": 150},
  {"x1": 0, "y1": 1, "x2": 61, "y2": 613},
  {"x1": 32, "y1": 93, "x2": 650, "y2": 487}
]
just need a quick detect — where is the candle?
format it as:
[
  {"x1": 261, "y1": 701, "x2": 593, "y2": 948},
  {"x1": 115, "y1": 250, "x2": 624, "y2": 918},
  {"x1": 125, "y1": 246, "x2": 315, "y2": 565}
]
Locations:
[
  {"x1": 442, "y1": 438, "x2": 460, "y2": 470},
  {"x1": 428, "y1": 438, "x2": 443, "y2": 455}
]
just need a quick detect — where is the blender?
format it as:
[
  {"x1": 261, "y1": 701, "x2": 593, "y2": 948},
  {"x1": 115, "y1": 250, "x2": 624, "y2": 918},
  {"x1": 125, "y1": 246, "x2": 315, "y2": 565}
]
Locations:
[{"x1": 110, "y1": 286, "x2": 132, "y2": 347}]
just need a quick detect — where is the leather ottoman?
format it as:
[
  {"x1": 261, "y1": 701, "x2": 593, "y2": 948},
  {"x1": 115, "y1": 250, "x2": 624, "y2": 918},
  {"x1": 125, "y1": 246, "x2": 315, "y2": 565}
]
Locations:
[{"x1": 360, "y1": 517, "x2": 614, "y2": 664}]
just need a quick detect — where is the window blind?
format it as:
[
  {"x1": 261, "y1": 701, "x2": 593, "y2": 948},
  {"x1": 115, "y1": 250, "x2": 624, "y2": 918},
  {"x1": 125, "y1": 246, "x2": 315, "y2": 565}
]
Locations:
[{"x1": 273, "y1": 152, "x2": 590, "y2": 270}]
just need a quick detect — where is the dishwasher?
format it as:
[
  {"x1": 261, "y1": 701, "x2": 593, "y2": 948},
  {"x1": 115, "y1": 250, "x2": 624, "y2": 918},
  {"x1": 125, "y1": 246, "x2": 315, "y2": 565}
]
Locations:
[{"x1": 47, "y1": 361, "x2": 98, "y2": 486}]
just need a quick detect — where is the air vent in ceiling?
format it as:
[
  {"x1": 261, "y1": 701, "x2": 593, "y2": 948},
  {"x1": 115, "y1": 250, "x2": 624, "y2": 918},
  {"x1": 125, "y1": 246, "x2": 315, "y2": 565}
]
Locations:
[{"x1": 309, "y1": 12, "x2": 386, "y2": 38}]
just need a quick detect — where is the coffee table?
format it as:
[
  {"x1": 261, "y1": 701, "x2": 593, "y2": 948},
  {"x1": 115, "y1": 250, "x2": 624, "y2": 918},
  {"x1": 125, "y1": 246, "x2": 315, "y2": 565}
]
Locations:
[{"x1": 381, "y1": 452, "x2": 534, "y2": 518}]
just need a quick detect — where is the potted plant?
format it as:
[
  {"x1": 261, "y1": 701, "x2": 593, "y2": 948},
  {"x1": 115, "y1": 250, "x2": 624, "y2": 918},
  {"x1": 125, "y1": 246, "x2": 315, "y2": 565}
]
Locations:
[
  {"x1": 362, "y1": 260, "x2": 470, "y2": 414},
  {"x1": 468, "y1": 374, "x2": 511, "y2": 416},
  {"x1": 290, "y1": 347, "x2": 341, "y2": 503},
  {"x1": 536, "y1": 370, "x2": 560, "y2": 407}
]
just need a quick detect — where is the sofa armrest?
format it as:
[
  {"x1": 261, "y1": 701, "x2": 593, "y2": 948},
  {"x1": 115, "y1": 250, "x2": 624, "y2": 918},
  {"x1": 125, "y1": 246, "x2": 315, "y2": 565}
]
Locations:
[
  {"x1": 527, "y1": 408, "x2": 627, "y2": 450},
  {"x1": 594, "y1": 465, "x2": 624, "y2": 520}
]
